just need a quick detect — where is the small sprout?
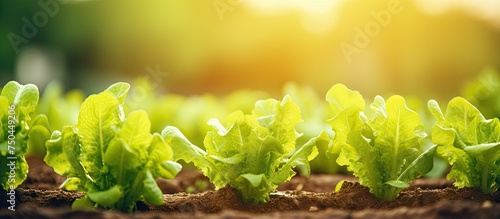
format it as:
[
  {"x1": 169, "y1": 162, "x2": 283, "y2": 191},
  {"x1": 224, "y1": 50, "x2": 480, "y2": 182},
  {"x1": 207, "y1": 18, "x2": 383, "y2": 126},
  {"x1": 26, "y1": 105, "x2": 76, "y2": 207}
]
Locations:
[
  {"x1": 186, "y1": 179, "x2": 209, "y2": 194},
  {"x1": 335, "y1": 180, "x2": 346, "y2": 192}
]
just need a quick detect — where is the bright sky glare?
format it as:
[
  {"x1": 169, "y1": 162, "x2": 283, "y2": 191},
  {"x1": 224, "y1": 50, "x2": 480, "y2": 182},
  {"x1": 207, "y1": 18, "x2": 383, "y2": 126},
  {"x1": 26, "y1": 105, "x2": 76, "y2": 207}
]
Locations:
[{"x1": 246, "y1": 0, "x2": 500, "y2": 28}]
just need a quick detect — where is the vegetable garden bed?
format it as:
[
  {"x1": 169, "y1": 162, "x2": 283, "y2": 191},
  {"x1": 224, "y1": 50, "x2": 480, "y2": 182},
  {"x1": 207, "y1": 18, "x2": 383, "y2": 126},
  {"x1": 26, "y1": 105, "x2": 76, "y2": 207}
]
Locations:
[
  {"x1": 1, "y1": 157, "x2": 500, "y2": 219},
  {"x1": 2, "y1": 77, "x2": 500, "y2": 219}
]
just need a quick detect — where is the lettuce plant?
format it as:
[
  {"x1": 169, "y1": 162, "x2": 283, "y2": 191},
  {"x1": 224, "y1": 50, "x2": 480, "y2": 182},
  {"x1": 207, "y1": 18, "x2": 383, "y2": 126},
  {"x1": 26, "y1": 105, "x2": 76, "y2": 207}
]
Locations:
[
  {"x1": 326, "y1": 84, "x2": 436, "y2": 200},
  {"x1": 44, "y1": 82, "x2": 181, "y2": 212},
  {"x1": 1, "y1": 81, "x2": 51, "y2": 190},
  {"x1": 162, "y1": 95, "x2": 327, "y2": 204},
  {"x1": 428, "y1": 97, "x2": 500, "y2": 193}
]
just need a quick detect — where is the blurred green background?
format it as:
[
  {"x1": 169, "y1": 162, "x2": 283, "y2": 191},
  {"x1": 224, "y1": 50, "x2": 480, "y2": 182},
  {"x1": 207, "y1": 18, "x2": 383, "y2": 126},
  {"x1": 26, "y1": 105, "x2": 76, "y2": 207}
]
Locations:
[{"x1": 1, "y1": 0, "x2": 500, "y2": 99}]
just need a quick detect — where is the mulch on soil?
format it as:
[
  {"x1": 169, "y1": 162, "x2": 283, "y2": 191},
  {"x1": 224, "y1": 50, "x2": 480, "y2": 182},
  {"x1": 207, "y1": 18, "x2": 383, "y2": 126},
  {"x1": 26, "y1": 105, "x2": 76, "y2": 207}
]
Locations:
[{"x1": 1, "y1": 156, "x2": 500, "y2": 219}]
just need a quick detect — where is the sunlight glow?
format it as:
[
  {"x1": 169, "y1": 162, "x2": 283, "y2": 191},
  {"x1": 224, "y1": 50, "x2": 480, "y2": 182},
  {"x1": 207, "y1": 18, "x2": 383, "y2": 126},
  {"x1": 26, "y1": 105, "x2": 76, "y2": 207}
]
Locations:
[
  {"x1": 246, "y1": 0, "x2": 500, "y2": 32},
  {"x1": 245, "y1": 0, "x2": 343, "y2": 33},
  {"x1": 245, "y1": 0, "x2": 342, "y2": 15},
  {"x1": 416, "y1": 0, "x2": 500, "y2": 27}
]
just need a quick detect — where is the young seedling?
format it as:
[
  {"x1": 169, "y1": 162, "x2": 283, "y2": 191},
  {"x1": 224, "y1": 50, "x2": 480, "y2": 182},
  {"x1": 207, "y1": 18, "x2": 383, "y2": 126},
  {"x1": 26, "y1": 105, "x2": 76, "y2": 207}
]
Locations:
[
  {"x1": 44, "y1": 82, "x2": 181, "y2": 212},
  {"x1": 325, "y1": 84, "x2": 436, "y2": 200},
  {"x1": 429, "y1": 97, "x2": 500, "y2": 193},
  {"x1": 162, "y1": 95, "x2": 328, "y2": 204}
]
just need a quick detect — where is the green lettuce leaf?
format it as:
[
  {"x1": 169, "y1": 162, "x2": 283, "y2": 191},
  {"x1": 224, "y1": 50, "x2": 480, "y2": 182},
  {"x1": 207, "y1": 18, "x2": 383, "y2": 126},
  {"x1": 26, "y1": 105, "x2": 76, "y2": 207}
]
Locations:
[
  {"x1": 105, "y1": 82, "x2": 130, "y2": 105},
  {"x1": 428, "y1": 97, "x2": 500, "y2": 193},
  {"x1": 162, "y1": 95, "x2": 325, "y2": 204},
  {"x1": 44, "y1": 82, "x2": 181, "y2": 212},
  {"x1": 77, "y1": 91, "x2": 121, "y2": 190},
  {"x1": 326, "y1": 84, "x2": 435, "y2": 200},
  {"x1": 88, "y1": 185, "x2": 123, "y2": 208},
  {"x1": 1, "y1": 81, "x2": 50, "y2": 190},
  {"x1": 147, "y1": 133, "x2": 182, "y2": 179},
  {"x1": 26, "y1": 114, "x2": 51, "y2": 155}
]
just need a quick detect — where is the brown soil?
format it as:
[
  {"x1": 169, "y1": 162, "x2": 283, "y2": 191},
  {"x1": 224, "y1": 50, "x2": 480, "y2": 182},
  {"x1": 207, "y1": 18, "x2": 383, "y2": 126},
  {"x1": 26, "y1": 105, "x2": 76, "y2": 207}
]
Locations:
[
  {"x1": 1, "y1": 156, "x2": 500, "y2": 219},
  {"x1": 18, "y1": 156, "x2": 66, "y2": 190}
]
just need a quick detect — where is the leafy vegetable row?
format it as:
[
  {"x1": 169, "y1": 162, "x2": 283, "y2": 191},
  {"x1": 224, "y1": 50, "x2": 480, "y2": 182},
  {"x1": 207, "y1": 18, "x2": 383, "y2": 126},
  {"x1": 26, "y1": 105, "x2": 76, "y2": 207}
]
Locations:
[
  {"x1": 32, "y1": 79, "x2": 341, "y2": 175},
  {"x1": 1, "y1": 79, "x2": 499, "y2": 212}
]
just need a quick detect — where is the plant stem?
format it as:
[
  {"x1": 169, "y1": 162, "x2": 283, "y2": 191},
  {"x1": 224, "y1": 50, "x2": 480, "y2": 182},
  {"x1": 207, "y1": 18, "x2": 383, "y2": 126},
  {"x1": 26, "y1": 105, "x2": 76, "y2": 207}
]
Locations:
[{"x1": 481, "y1": 154, "x2": 491, "y2": 193}]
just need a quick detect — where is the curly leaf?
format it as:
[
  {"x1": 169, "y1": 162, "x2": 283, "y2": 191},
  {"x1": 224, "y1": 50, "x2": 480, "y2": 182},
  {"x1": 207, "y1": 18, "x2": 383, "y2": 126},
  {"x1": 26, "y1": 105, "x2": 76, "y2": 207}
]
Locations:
[
  {"x1": 371, "y1": 96, "x2": 425, "y2": 183},
  {"x1": 326, "y1": 84, "x2": 433, "y2": 200},
  {"x1": 105, "y1": 82, "x2": 130, "y2": 105},
  {"x1": 234, "y1": 173, "x2": 268, "y2": 204},
  {"x1": 1, "y1": 81, "x2": 48, "y2": 190},
  {"x1": 148, "y1": 134, "x2": 181, "y2": 179},
  {"x1": 429, "y1": 97, "x2": 500, "y2": 193},
  {"x1": 44, "y1": 127, "x2": 86, "y2": 185},
  {"x1": 325, "y1": 84, "x2": 365, "y2": 155},
  {"x1": 27, "y1": 114, "x2": 51, "y2": 155},
  {"x1": 77, "y1": 92, "x2": 121, "y2": 183},
  {"x1": 1, "y1": 81, "x2": 39, "y2": 122},
  {"x1": 271, "y1": 131, "x2": 326, "y2": 185},
  {"x1": 162, "y1": 126, "x2": 213, "y2": 175},
  {"x1": 104, "y1": 110, "x2": 152, "y2": 176},
  {"x1": 252, "y1": 95, "x2": 303, "y2": 153},
  {"x1": 44, "y1": 82, "x2": 181, "y2": 212},
  {"x1": 164, "y1": 95, "x2": 318, "y2": 204}
]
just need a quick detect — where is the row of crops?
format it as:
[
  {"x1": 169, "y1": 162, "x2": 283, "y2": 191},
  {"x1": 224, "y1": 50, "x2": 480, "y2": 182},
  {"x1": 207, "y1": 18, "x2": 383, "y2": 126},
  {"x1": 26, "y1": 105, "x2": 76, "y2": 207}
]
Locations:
[{"x1": 1, "y1": 68, "x2": 499, "y2": 212}]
